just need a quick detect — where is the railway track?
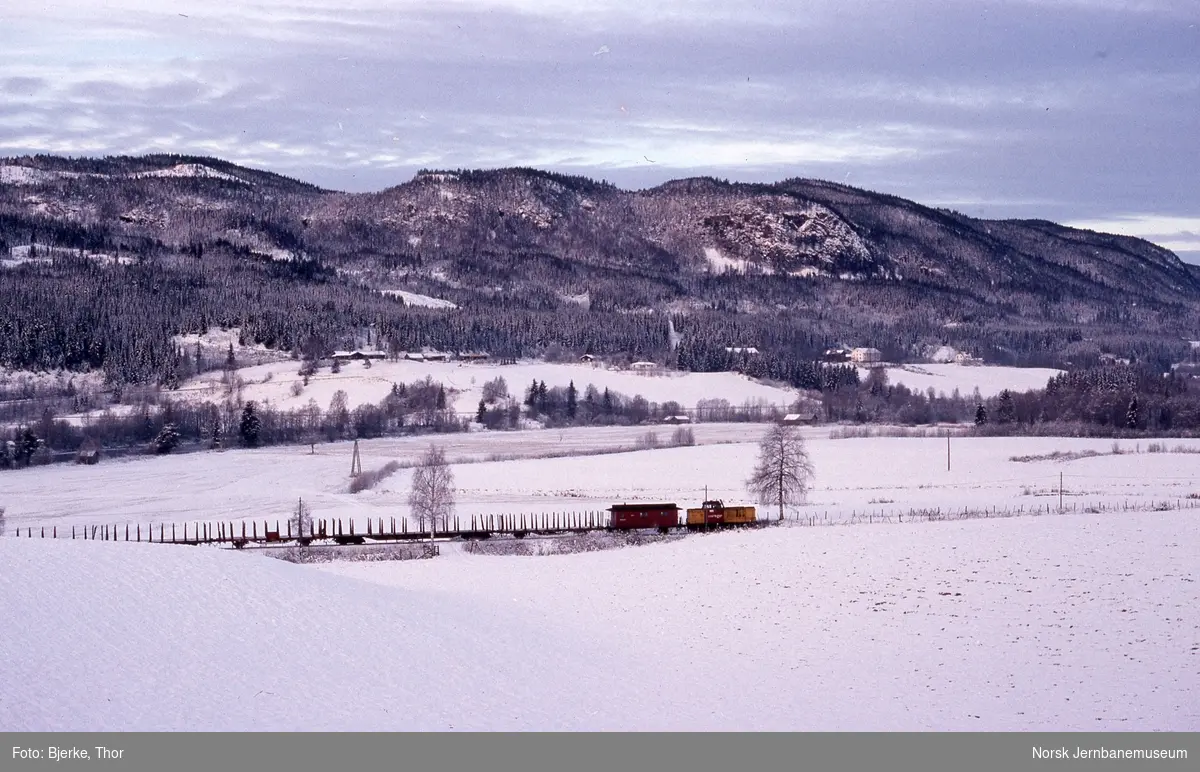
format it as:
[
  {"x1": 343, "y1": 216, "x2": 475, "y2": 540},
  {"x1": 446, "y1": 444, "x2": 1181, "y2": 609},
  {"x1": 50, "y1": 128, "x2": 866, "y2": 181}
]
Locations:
[{"x1": 5, "y1": 513, "x2": 776, "y2": 548}]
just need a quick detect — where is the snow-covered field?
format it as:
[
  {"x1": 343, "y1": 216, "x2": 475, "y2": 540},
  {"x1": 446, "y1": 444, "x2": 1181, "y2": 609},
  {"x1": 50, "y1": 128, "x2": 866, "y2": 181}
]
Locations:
[
  {"x1": 3, "y1": 508, "x2": 1197, "y2": 730},
  {"x1": 5, "y1": 426, "x2": 1200, "y2": 533},
  {"x1": 0, "y1": 537, "x2": 695, "y2": 731},
  {"x1": 860, "y1": 363, "x2": 1063, "y2": 399},
  {"x1": 166, "y1": 357, "x2": 1065, "y2": 417},
  {"x1": 171, "y1": 358, "x2": 800, "y2": 415}
]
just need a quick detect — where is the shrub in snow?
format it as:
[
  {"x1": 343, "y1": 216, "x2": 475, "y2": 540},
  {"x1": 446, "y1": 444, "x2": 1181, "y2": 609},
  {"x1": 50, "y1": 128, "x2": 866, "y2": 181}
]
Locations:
[
  {"x1": 349, "y1": 460, "x2": 403, "y2": 494},
  {"x1": 671, "y1": 426, "x2": 695, "y2": 447}
]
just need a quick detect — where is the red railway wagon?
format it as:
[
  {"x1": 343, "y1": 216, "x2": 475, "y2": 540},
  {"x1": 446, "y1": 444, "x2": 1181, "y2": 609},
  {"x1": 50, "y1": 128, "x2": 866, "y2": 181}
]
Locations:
[{"x1": 608, "y1": 503, "x2": 680, "y2": 533}]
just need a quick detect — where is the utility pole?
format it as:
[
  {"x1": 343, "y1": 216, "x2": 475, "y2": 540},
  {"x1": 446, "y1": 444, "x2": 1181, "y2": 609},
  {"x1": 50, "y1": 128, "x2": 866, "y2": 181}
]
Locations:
[
  {"x1": 946, "y1": 432, "x2": 951, "y2": 471},
  {"x1": 1059, "y1": 472, "x2": 1063, "y2": 512},
  {"x1": 350, "y1": 439, "x2": 361, "y2": 477}
]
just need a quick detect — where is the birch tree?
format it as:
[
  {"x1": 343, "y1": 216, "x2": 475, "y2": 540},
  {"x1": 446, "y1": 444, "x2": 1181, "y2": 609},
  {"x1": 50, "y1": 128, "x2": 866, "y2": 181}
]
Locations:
[
  {"x1": 408, "y1": 444, "x2": 456, "y2": 531},
  {"x1": 745, "y1": 424, "x2": 815, "y2": 521}
]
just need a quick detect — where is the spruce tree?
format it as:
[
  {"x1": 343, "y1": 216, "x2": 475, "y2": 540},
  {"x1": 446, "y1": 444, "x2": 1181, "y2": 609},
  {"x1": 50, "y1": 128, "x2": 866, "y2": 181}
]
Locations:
[
  {"x1": 152, "y1": 423, "x2": 181, "y2": 454},
  {"x1": 974, "y1": 404, "x2": 988, "y2": 426},
  {"x1": 996, "y1": 390, "x2": 1016, "y2": 424},
  {"x1": 566, "y1": 380, "x2": 578, "y2": 420},
  {"x1": 239, "y1": 402, "x2": 261, "y2": 447},
  {"x1": 1125, "y1": 397, "x2": 1140, "y2": 429}
]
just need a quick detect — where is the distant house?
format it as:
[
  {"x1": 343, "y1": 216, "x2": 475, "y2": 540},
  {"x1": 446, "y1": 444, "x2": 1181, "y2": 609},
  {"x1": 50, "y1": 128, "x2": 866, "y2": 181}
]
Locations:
[
  {"x1": 1099, "y1": 353, "x2": 1130, "y2": 366},
  {"x1": 75, "y1": 440, "x2": 101, "y2": 465},
  {"x1": 954, "y1": 351, "x2": 984, "y2": 366},
  {"x1": 822, "y1": 347, "x2": 852, "y2": 363},
  {"x1": 781, "y1": 409, "x2": 820, "y2": 425},
  {"x1": 629, "y1": 361, "x2": 658, "y2": 371},
  {"x1": 457, "y1": 351, "x2": 490, "y2": 362},
  {"x1": 332, "y1": 349, "x2": 386, "y2": 362},
  {"x1": 849, "y1": 347, "x2": 883, "y2": 364},
  {"x1": 662, "y1": 415, "x2": 692, "y2": 425},
  {"x1": 404, "y1": 349, "x2": 449, "y2": 362},
  {"x1": 579, "y1": 354, "x2": 596, "y2": 363}
]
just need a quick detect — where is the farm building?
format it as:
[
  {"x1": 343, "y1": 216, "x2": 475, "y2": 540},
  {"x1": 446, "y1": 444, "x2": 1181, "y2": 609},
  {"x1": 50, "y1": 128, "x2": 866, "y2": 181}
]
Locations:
[
  {"x1": 781, "y1": 409, "x2": 820, "y2": 425},
  {"x1": 822, "y1": 346, "x2": 852, "y2": 363},
  {"x1": 403, "y1": 350, "x2": 450, "y2": 362},
  {"x1": 332, "y1": 350, "x2": 386, "y2": 362},
  {"x1": 75, "y1": 440, "x2": 101, "y2": 465},
  {"x1": 629, "y1": 361, "x2": 658, "y2": 371},
  {"x1": 579, "y1": 354, "x2": 596, "y2": 363},
  {"x1": 849, "y1": 347, "x2": 883, "y2": 364},
  {"x1": 457, "y1": 351, "x2": 490, "y2": 361},
  {"x1": 662, "y1": 415, "x2": 692, "y2": 425}
]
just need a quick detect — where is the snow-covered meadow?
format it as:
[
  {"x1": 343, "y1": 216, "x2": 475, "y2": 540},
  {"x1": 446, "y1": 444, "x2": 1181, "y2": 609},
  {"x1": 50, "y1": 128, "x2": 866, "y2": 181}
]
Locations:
[
  {"x1": 3, "y1": 506, "x2": 1197, "y2": 731},
  {"x1": 857, "y1": 363, "x2": 1063, "y2": 399},
  {"x1": 170, "y1": 357, "x2": 800, "y2": 416},
  {"x1": 166, "y1": 356, "x2": 1062, "y2": 418},
  {"x1": 4, "y1": 409, "x2": 1199, "y2": 731},
  {"x1": 4, "y1": 425, "x2": 1200, "y2": 534}
]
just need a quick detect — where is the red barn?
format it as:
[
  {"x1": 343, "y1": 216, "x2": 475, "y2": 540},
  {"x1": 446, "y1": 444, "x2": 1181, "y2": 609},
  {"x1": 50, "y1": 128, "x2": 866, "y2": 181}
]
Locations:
[{"x1": 608, "y1": 503, "x2": 680, "y2": 531}]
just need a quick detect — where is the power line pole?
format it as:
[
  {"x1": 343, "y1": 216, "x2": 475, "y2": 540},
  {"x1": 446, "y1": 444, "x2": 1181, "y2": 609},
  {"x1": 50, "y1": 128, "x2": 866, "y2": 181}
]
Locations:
[
  {"x1": 350, "y1": 439, "x2": 361, "y2": 477},
  {"x1": 1060, "y1": 472, "x2": 1063, "y2": 512},
  {"x1": 946, "y1": 432, "x2": 951, "y2": 471}
]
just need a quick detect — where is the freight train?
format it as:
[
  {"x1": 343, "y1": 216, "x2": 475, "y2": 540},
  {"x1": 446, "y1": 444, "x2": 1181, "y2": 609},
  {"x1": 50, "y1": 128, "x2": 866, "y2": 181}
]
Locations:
[{"x1": 607, "y1": 500, "x2": 757, "y2": 533}]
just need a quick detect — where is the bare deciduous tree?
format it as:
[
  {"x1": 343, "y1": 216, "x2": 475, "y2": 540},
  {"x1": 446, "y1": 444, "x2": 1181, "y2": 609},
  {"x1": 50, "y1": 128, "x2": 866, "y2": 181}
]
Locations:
[
  {"x1": 408, "y1": 445, "x2": 455, "y2": 531},
  {"x1": 289, "y1": 497, "x2": 313, "y2": 539},
  {"x1": 745, "y1": 424, "x2": 815, "y2": 521},
  {"x1": 0, "y1": 506, "x2": 6, "y2": 537}
]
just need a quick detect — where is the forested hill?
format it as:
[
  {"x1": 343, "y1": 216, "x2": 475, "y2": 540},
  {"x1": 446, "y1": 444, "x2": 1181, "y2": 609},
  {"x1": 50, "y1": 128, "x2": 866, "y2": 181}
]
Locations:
[{"x1": 2, "y1": 153, "x2": 1198, "y2": 385}]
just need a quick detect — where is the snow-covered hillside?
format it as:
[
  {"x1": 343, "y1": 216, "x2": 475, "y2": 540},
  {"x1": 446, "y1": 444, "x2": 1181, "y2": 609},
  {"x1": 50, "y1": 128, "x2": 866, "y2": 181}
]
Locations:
[
  {"x1": 173, "y1": 358, "x2": 797, "y2": 415},
  {"x1": 861, "y1": 363, "x2": 1063, "y2": 399},
  {"x1": 380, "y1": 290, "x2": 458, "y2": 309}
]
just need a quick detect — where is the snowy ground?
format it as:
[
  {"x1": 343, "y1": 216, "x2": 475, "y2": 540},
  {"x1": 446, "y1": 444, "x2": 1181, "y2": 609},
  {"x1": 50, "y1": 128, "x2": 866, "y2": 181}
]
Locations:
[
  {"x1": 166, "y1": 357, "x2": 1064, "y2": 417},
  {"x1": 859, "y1": 363, "x2": 1063, "y2": 399},
  {"x1": 170, "y1": 358, "x2": 800, "y2": 415},
  {"x1": 4, "y1": 427, "x2": 1200, "y2": 534},
  {"x1": 0, "y1": 538, "x2": 711, "y2": 731},
  {"x1": 3, "y1": 510, "x2": 1197, "y2": 730}
]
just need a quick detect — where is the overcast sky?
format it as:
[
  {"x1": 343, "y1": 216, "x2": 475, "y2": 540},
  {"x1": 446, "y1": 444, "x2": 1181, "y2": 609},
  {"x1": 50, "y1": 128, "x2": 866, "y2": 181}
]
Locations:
[{"x1": 2, "y1": 0, "x2": 1197, "y2": 261}]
